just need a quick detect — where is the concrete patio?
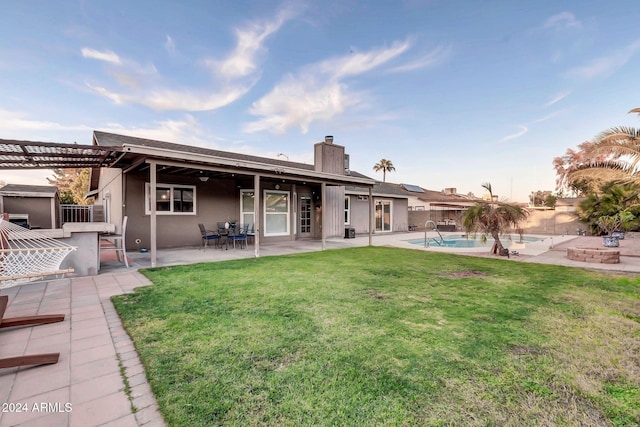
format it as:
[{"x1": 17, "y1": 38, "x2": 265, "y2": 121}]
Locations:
[{"x1": 1, "y1": 233, "x2": 639, "y2": 426}]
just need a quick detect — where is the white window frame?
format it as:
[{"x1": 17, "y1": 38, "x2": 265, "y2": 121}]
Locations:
[
  {"x1": 263, "y1": 190, "x2": 290, "y2": 236},
  {"x1": 344, "y1": 196, "x2": 351, "y2": 225},
  {"x1": 145, "y1": 183, "x2": 197, "y2": 215},
  {"x1": 375, "y1": 199, "x2": 393, "y2": 232},
  {"x1": 240, "y1": 189, "x2": 255, "y2": 227}
]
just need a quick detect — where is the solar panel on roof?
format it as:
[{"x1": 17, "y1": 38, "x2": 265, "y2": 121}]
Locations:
[{"x1": 401, "y1": 184, "x2": 424, "y2": 193}]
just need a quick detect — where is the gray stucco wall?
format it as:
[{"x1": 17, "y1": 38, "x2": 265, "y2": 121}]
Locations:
[
  {"x1": 347, "y1": 196, "x2": 408, "y2": 234},
  {"x1": 122, "y1": 172, "x2": 324, "y2": 249}
]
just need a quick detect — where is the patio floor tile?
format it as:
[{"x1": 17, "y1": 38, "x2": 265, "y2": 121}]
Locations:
[
  {"x1": 70, "y1": 372, "x2": 125, "y2": 405},
  {"x1": 70, "y1": 355, "x2": 119, "y2": 384},
  {"x1": 69, "y1": 392, "x2": 132, "y2": 427}
]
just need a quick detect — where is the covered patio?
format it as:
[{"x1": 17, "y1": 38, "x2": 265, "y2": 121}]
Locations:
[{"x1": 0, "y1": 132, "x2": 377, "y2": 276}]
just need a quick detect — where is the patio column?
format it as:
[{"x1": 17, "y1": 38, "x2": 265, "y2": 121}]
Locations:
[
  {"x1": 369, "y1": 186, "x2": 373, "y2": 246},
  {"x1": 150, "y1": 161, "x2": 157, "y2": 268},
  {"x1": 254, "y1": 174, "x2": 260, "y2": 258},
  {"x1": 321, "y1": 182, "x2": 326, "y2": 250}
]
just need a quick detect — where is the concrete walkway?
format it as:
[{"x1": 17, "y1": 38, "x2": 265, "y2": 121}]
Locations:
[{"x1": 2, "y1": 233, "x2": 639, "y2": 427}]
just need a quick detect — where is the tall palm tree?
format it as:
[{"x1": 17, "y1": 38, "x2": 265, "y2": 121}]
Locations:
[
  {"x1": 373, "y1": 159, "x2": 395, "y2": 182},
  {"x1": 463, "y1": 183, "x2": 529, "y2": 255}
]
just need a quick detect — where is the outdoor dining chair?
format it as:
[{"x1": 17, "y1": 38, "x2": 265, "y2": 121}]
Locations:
[
  {"x1": 101, "y1": 216, "x2": 129, "y2": 267},
  {"x1": 198, "y1": 224, "x2": 221, "y2": 250},
  {"x1": 246, "y1": 223, "x2": 255, "y2": 245},
  {"x1": 227, "y1": 225, "x2": 248, "y2": 249}
]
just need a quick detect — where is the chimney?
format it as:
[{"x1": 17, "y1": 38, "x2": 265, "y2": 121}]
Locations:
[{"x1": 314, "y1": 135, "x2": 345, "y2": 174}]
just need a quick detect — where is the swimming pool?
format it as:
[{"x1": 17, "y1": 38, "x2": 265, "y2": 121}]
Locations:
[{"x1": 406, "y1": 234, "x2": 542, "y2": 248}]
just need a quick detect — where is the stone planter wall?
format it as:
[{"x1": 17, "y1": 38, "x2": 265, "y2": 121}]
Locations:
[{"x1": 567, "y1": 247, "x2": 620, "y2": 264}]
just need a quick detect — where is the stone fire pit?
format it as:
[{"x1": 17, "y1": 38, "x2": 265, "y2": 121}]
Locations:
[{"x1": 567, "y1": 247, "x2": 620, "y2": 264}]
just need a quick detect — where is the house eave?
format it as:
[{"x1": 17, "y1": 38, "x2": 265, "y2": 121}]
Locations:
[{"x1": 122, "y1": 144, "x2": 375, "y2": 187}]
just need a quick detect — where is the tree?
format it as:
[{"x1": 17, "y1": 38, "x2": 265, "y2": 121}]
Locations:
[
  {"x1": 576, "y1": 181, "x2": 640, "y2": 234},
  {"x1": 552, "y1": 141, "x2": 607, "y2": 195},
  {"x1": 373, "y1": 159, "x2": 395, "y2": 182},
  {"x1": 463, "y1": 183, "x2": 529, "y2": 255},
  {"x1": 47, "y1": 168, "x2": 92, "y2": 205},
  {"x1": 554, "y1": 109, "x2": 640, "y2": 193}
]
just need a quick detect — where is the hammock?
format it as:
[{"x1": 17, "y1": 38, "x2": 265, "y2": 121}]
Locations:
[{"x1": 0, "y1": 218, "x2": 76, "y2": 288}]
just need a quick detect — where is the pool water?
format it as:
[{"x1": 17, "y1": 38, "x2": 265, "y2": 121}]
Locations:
[{"x1": 406, "y1": 235, "x2": 542, "y2": 248}]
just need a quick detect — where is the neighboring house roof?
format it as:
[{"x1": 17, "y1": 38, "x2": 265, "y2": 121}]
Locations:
[
  {"x1": 414, "y1": 188, "x2": 480, "y2": 206},
  {"x1": 92, "y1": 131, "x2": 375, "y2": 188},
  {"x1": 0, "y1": 184, "x2": 58, "y2": 197}
]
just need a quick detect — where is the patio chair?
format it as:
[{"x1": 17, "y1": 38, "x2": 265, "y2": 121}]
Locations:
[
  {"x1": 198, "y1": 224, "x2": 221, "y2": 249},
  {"x1": 227, "y1": 225, "x2": 248, "y2": 249},
  {"x1": 246, "y1": 223, "x2": 255, "y2": 245},
  {"x1": 101, "y1": 216, "x2": 129, "y2": 268}
]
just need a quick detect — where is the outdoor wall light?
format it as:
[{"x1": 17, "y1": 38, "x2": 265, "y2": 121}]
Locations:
[{"x1": 199, "y1": 176, "x2": 210, "y2": 182}]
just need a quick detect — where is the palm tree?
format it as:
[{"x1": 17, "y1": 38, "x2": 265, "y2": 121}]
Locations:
[
  {"x1": 373, "y1": 159, "x2": 395, "y2": 182},
  {"x1": 565, "y1": 109, "x2": 640, "y2": 188},
  {"x1": 463, "y1": 183, "x2": 529, "y2": 255}
]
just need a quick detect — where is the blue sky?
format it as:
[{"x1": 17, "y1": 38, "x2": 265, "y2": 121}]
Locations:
[{"x1": 1, "y1": 1, "x2": 639, "y2": 202}]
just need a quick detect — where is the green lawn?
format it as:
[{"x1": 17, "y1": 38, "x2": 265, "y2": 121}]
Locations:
[{"x1": 112, "y1": 247, "x2": 640, "y2": 426}]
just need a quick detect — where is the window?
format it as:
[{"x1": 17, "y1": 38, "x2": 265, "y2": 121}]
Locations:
[
  {"x1": 344, "y1": 196, "x2": 351, "y2": 225},
  {"x1": 240, "y1": 190, "x2": 255, "y2": 227},
  {"x1": 145, "y1": 183, "x2": 196, "y2": 215},
  {"x1": 264, "y1": 190, "x2": 289, "y2": 236},
  {"x1": 375, "y1": 200, "x2": 392, "y2": 232}
]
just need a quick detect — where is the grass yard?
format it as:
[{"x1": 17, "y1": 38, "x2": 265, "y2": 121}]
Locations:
[{"x1": 112, "y1": 247, "x2": 640, "y2": 426}]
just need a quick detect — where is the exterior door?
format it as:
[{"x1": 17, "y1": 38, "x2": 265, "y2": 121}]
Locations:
[
  {"x1": 375, "y1": 200, "x2": 392, "y2": 232},
  {"x1": 240, "y1": 190, "x2": 255, "y2": 229},
  {"x1": 298, "y1": 195, "x2": 312, "y2": 238}
]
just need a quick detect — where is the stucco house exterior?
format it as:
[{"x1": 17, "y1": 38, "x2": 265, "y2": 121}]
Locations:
[
  {"x1": 88, "y1": 131, "x2": 376, "y2": 265},
  {"x1": 345, "y1": 181, "x2": 410, "y2": 234}
]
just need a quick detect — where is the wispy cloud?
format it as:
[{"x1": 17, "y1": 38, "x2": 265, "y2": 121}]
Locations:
[
  {"x1": 164, "y1": 35, "x2": 175, "y2": 55},
  {"x1": 565, "y1": 39, "x2": 640, "y2": 80},
  {"x1": 321, "y1": 40, "x2": 411, "y2": 79},
  {"x1": 86, "y1": 82, "x2": 252, "y2": 111},
  {"x1": 216, "y1": 9, "x2": 291, "y2": 78},
  {"x1": 83, "y1": 9, "x2": 293, "y2": 111},
  {"x1": 499, "y1": 125, "x2": 528, "y2": 142},
  {"x1": 544, "y1": 90, "x2": 570, "y2": 107},
  {"x1": 387, "y1": 43, "x2": 452, "y2": 73},
  {"x1": 81, "y1": 48, "x2": 122, "y2": 65},
  {"x1": 543, "y1": 12, "x2": 581, "y2": 30},
  {"x1": 533, "y1": 110, "x2": 566, "y2": 123},
  {"x1": 244, "y1": 39, "x2": 415, "y2": 134},
  {"x1": 0, "y1": 109, "x2": 91, "y2": 132},
  {"x1": 98, "y1": 115, "x2": 210, "y2": 146}
]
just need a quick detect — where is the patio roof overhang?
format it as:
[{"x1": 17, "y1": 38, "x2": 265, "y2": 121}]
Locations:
[
  {"x1": 116, "y1": 144, "x2": 376, "y2": 188},
  {"x1": 0, "y1": 139, "x2": 122, "y2": 169}
]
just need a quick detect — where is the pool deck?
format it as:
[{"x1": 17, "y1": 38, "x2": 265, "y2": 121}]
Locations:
[{"x1": 1, "y1": 232, "x2": 639, "y2": 426}]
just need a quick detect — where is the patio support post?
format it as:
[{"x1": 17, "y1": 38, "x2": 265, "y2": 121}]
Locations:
[
  {"x1": 254, "y1": 174, "x2": 260, "y2": 258},
  {"x1": 369, "y1": 186, "x2": 373, "y2": 246},
  {"x1": 321, "y1": 182, "x2": 326, "y2": 250},
  {"x1": 150, "y1": 161, "x2": 157, "y2": 268}
]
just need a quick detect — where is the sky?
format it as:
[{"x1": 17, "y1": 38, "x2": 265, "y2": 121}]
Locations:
[{"x1": 1, "y1": 1, "x2": 639, "y2": 202}]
